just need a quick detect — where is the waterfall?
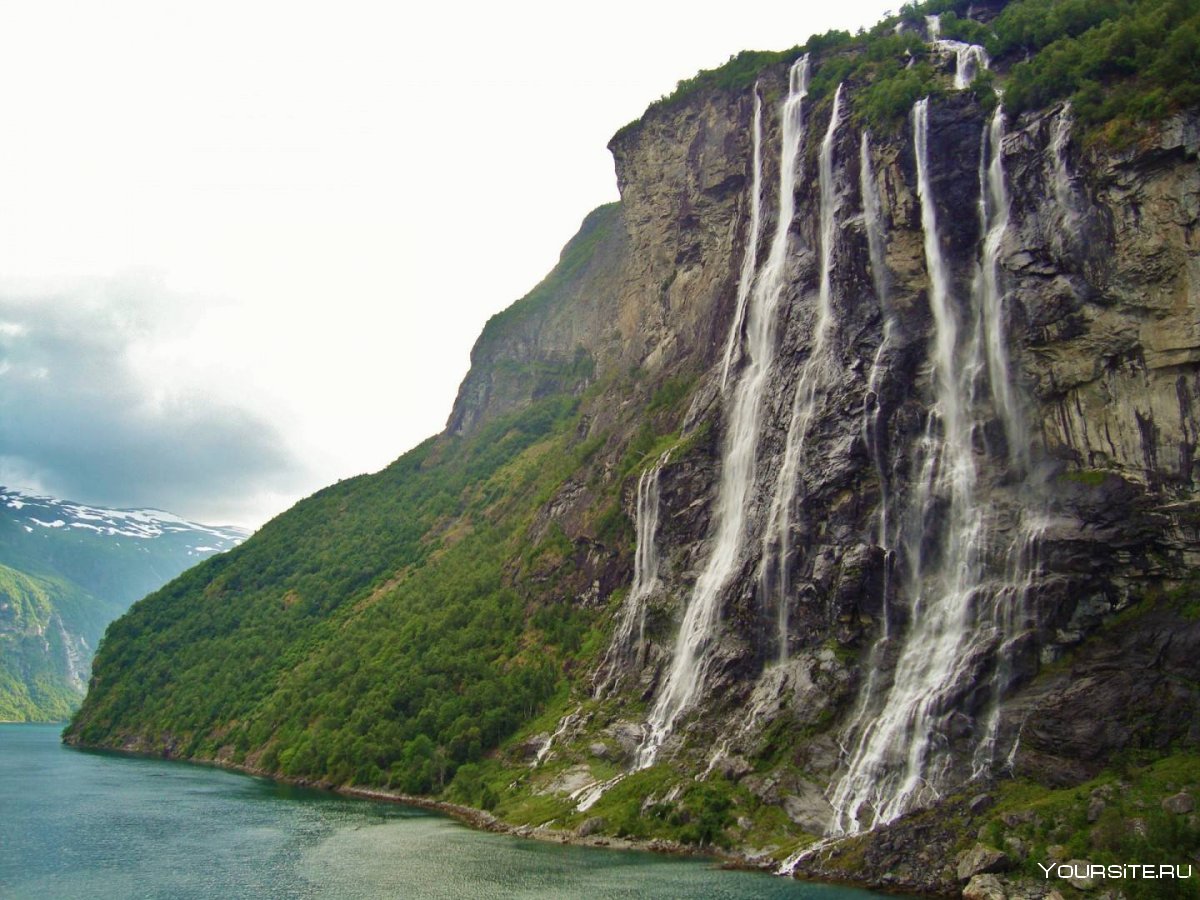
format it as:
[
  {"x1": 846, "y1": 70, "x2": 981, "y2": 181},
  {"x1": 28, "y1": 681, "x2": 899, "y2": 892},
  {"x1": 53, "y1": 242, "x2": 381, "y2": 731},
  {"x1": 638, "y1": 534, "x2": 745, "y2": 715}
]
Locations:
[
  {"x1": 536, "y1": 704, "x2": 582, "y2": 765},
  {"x1": 830, "y1": 98, "x2": 1033, "y2": 834},
  {"x1": 760, "y1": 83, "x2": 844, "y2": 663},
  {"x1": 834, "y1": 133, "x2": 897, "y2": 761},
  {"x1": 635, "y1": 56, "x2": 811, "y2": 770},
  {"x1": 928, "y1": 16, "x2": 989, "y2": 90},
  {"x1": 859, "y1": 132, "x2": 892, "y2": 559},
  {"x1": 573, "y1": 772, "x2": 627, "y2": 812},
  {"x1": 593, "y1": 451, "x2": 670, "y2": 698},
  {"x1": 976, "y1": 108, "x2": 1025, "y2": 468},
  {"x1": 1050, "y1": 103, "x2": 1075, "y2": 213},
  {"x1": 971, "y1": 515, "x2": 1047, "y2": 779},
  {"x1": 721, "y1": 87, "x2": 765, "y2": 392},
  {"x1": 1049, "y1": 102, "x2": 1081, "y2": 252},
  {"x1": 950, "y1": 43, "x2": 989, "y2": 89}
]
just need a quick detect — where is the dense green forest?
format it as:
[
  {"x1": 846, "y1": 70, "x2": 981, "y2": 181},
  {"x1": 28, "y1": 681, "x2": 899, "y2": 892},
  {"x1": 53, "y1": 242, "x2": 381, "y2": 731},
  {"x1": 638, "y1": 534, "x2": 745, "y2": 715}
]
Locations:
[
  {"x1": 74, "y1": 394, "x2": 605, "y2": 785},
  {"x1": 623, "y1": 0, "x2": 1200, "y2": 137},
  {"x1": 67, "y1": 1, "x2": 1200, "y2": 883},
  {"x1": 67, "y1": 201, "x2": 690, "y2": 795}
]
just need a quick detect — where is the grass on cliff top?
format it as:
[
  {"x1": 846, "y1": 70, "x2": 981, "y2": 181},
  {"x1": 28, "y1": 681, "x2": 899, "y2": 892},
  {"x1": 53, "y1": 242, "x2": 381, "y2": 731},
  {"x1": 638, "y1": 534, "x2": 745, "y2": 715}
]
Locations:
[{"x1": 614, "y1": 0, "x2": 1200, "y2": 143}]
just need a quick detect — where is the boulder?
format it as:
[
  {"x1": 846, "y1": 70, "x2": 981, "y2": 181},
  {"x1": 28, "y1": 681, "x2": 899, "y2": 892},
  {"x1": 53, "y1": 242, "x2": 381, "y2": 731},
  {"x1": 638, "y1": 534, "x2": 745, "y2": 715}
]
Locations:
[
  {"x1": 962, "y1": 874, "x2": 1007, "y2": 900},
  {"x1": 577, "y1": 816, "x2": 607, "y2": 837},
  {"x1": 958, "y1": 843, "x2": 1013, "y2": 881},
  {"x1": 1163, "y1": 791, "x2": 1195, "y2": 814},
  {"x1": 1062, "y1": 860, "x2": 1096, "y2": 891}
]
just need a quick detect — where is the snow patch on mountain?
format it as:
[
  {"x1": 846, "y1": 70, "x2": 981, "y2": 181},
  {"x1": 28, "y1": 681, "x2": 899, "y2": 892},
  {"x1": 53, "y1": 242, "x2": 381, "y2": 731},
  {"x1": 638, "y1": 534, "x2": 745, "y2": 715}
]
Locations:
[{"x1": 1, "y1": 487, "x2": 249, "y2": 548}]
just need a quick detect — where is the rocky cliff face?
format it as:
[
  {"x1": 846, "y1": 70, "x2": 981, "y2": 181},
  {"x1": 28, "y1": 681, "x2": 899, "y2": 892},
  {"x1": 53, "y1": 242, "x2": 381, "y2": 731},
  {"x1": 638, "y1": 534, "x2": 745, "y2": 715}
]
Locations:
[
  {"x1": 461, "y1": 48, "x2": 1200, "y2": 895},
  {"x1": 65, "y1": 9, "x2": 1200, "y2": 896},
  {"x1": 448, "y1": 88, "x2": 756, "y2": 437}
]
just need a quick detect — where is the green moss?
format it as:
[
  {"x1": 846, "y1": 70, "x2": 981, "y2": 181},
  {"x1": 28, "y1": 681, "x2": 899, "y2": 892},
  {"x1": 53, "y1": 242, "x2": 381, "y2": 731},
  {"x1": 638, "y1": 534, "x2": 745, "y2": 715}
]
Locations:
[
  {"x1": 988, "y1": 753, "x2": 1200, "y2": 899},
  {"x1": 616, "y1": 0, "x2": 1199, "y2": 147},
  {"x1": 1060, "y1": 467, "x2": 1112, "y2": 487}
]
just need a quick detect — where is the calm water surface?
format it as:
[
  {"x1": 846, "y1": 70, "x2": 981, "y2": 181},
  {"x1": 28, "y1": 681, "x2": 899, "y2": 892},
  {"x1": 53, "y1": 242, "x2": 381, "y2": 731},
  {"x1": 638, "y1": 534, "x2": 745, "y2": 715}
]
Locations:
[{"x1": 1, "y1": 724, "x2": 891, "y2": 899}]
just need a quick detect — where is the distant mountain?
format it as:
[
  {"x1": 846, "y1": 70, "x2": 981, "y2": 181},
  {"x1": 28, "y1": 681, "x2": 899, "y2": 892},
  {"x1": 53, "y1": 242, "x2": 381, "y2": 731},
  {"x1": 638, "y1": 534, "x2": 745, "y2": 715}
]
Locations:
[
  {"x1": 62, "y1": 1, "x2": 1200, "y2": 896},
  {"x1": 0, "y1": 487, "x2": 247, "y2": 721}
]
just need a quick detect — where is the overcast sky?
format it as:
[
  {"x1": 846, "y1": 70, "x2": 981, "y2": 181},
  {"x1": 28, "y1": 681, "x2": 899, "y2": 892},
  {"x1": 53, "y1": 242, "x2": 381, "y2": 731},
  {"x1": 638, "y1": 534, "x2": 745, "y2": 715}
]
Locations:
[{"x1": 0, "y1": 0, "x2": 898, "y2": 528}]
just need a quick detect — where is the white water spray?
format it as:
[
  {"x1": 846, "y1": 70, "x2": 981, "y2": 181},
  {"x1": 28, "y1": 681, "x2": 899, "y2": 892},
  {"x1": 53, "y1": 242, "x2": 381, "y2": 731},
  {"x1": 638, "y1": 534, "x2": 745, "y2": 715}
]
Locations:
[
  {"x1": 594, "y1": 451, "x2": 671, "y2": 698},
  {"x1": 536, "y1": 705, "x2": 582, "y2": 765},
  {"x1": 636, "y1": 56, "x2": 811, "y2": 769},
  {"x1": 831, "y1": 98, "x2": 994, "y2": 833},
  {"x1": 859, "y1": 132, "x2": 893, "y2": 558},
  {"x1": 832, "y1": 134, "x2": 899, "y2": 765},
  {"x1": 976, "y1": 107, "x2": 1025, "y2": 467},
  {"x1": 721, "y1": 87, "x2": 765, "y2": 392},
  {"x1": 760, "y1": 83, "x2": 844, "y2": 663},
  {"x1": 926, "y1": 16, "x2": 989, "y2": 90},
  {"x1": 1050, "y1": 103, "x2": 1075, "y2": 213},
  {"x1": 829, "y1": 98, "x2": 1043, "y2": 834},
  {"x1": 1049, "y1": 102, "x2": 1082, "y2": 253}
]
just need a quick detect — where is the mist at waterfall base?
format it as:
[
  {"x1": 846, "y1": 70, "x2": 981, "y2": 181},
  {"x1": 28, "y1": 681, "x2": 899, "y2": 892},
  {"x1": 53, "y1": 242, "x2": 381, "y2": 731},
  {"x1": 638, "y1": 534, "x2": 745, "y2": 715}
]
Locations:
[{"x1": 0, "y1": 725, "x2": 893, "y2": 900}]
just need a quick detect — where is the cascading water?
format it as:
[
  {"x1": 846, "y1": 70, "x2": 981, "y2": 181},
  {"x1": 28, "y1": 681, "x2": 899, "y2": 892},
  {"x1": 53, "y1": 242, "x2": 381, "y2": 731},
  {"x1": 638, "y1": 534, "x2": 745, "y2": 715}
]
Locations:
[
  {"x1": 536, "y1": 704, "x2": 582, "y2": 765},
  {"x1": 759, "y1": 83, "x2": 844, "y2": 663},
  {"x1": 946, "y1": 42, "x2": 989, "y2": 89},
  {"x1": 721, "y1": 87, "x2": 765, "y2": 392},
  {"x1": 976, "y1": 108, "x2": 1026, "y2": 467},
  {"x1": 830, "y1": 98, "x2": 1035, "y2": 834},
  {"x1": 594, "y1": 451, "x2": 671, "y2": 698},
  {"x1": 635, "y1": 56, "x2": 812, "y2": 769},
  {"x1": 1049, "y1": 102, "x2": 1081, "y2": 254},
  {"x1": 832, "y1": 133, "x2": 897, "y2": 762},
  {"x1": 1050, "y1": 103, "x2": 1075, "y2": 214},
  {"x1": 926, "y1": 15, "x2": 990, "y2": 90},
  {"x1": 859, "y1": 132, "x2": 893, "y2": 561}
]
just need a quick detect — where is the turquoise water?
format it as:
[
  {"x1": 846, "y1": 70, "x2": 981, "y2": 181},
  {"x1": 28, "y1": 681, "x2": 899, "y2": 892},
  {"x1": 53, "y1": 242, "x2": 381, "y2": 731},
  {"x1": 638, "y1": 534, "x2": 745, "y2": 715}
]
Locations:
[{"x1": 0, "y1": 724, "x2": 888, "y2": 899}]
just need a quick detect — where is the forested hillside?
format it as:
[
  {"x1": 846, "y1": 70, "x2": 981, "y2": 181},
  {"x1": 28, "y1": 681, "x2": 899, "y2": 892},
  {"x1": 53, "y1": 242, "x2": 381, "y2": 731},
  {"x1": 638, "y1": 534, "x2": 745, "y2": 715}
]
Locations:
[
  {"x1": 0, "y1": 488, "x2": 244, "y2": 720},
  {"x1": 68, "y1": 1, "x2": 1200, "y2": 895}
]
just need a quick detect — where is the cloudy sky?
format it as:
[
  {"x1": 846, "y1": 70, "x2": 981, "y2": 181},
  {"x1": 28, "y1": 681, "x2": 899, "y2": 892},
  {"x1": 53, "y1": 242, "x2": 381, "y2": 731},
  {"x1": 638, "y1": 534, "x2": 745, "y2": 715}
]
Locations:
[{"x1": 0, "y1": 0, "x2": 897, "y2": 528}]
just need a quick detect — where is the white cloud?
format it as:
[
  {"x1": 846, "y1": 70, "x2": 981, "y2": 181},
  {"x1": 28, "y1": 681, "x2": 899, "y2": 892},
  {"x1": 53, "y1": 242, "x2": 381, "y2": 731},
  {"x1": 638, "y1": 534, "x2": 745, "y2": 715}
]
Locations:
[{"x1": 0, "y1": 0, "x2": 897, "y2": 527}]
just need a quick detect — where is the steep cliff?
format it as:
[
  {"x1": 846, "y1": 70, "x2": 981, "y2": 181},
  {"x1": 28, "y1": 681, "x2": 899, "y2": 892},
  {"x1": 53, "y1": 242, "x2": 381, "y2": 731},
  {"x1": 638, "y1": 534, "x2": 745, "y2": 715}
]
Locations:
[{"x1": 69, "y1": 1, "x2": 1200, "y2": 896}]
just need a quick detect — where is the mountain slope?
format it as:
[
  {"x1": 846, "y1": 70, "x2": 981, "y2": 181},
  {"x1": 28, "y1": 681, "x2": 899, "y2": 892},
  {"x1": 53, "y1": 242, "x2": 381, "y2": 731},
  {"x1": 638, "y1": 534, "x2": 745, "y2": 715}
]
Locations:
[
  {"x1": 0, "y1": 487, "x2": 246, "y2": 720},
  {"x1": 68, "y1": 1, "x2": 1200, "y2": 895},
  {"x1": 0, "y1": 564, "x2": 104, "y2": 720}
]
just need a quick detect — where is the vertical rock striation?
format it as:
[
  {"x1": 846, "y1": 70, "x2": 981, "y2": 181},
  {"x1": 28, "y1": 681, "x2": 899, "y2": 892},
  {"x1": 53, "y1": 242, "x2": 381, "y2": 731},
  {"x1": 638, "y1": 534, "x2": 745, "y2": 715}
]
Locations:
[{"x1": 513, "y1": 42, "x2": 1200, "y2": 887}]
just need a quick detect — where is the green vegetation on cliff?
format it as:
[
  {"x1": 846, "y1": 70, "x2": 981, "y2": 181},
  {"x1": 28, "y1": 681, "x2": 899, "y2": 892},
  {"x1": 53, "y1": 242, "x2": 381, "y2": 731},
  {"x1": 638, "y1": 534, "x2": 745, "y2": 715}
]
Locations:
[
  {"x1": 65, "y1": 0, "x2": 1200, "y2": 880},
  {"x1": 0, "y1": 565, "x2": 100, "y2": 721},
  {"x1": 618, "y1": 0, "x2": 1200, "y2": 138},
  {"x1": 73, "y1": 395, "x2": 591, "y2": 782},
  {"x1": 67, "y1": 203, "x2": 699, "y2": 800},
  {"x1": 0, "y1": 490, "x2": 245, "y2": 721}
]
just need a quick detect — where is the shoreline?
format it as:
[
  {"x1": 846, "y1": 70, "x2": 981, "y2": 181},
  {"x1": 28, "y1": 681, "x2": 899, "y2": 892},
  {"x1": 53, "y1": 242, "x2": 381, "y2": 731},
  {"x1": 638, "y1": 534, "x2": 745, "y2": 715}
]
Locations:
[
  {"x1": 62, "y1": 737, "x2": 922, "y2": 895},
  {"x1": 65, "y1": 737, "x2": 762, "y2": 868}
]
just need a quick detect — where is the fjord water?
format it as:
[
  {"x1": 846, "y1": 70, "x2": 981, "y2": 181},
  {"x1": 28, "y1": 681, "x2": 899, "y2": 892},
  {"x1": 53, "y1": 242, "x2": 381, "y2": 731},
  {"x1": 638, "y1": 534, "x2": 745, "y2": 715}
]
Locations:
[{"x1": 1, "y1": 726, "x2": 887, "y2": 899}]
